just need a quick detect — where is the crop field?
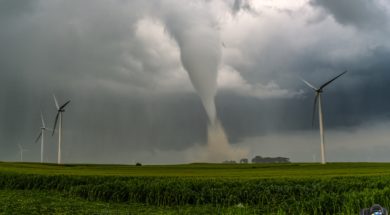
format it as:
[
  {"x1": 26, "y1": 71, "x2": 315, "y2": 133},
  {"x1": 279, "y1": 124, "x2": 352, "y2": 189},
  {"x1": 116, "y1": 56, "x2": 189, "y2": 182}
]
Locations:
[{"x1": 1, "y1": 162, "x2": 390, "y2": 214}]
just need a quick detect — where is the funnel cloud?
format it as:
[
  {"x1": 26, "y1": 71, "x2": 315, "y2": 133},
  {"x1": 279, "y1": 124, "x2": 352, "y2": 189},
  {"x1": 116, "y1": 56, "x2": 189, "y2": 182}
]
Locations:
[
  {"x1": 161, "y1": 2, "x2": 247, "y2": 161},
  {"x1": 162, "y1": 3, "x2": 220, "y2": 124}
]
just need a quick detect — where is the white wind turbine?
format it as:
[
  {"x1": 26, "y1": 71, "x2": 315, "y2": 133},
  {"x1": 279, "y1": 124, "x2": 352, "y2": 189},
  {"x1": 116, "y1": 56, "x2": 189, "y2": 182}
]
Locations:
[
  {"x1": 35, "y1": 112, "x2": 51, "y2": 163},
  {"x1": 52, "y1": 94, "x2": 71, "y2": 164},
  {"x1": 301, "y1": 70, "x2": 347, "y2": 164},
  {"x1": 18, "y1": 144, "x2": 28, "y2": 162}
]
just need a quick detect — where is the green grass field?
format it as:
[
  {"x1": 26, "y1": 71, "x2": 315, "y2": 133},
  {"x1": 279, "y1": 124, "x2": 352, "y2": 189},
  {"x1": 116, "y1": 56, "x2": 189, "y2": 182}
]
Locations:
[
  {"x1": 1, "y1": 162, "x2": 390, "y2": 214},
  {"x1": 2, "y1": 162, "x2": 390, "y2": 177}
]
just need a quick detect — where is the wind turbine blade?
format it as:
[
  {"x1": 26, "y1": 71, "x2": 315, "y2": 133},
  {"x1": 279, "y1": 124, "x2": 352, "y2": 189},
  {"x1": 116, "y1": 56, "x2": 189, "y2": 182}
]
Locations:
[
  {"x1": 18, "y1": 144, "x2": 22, "y2": 151},
  {"x1": 319, "y1": 70, "x2": 347, "y2": 90},
  {"x1": 60, "y1": 100, "x2": 71, "y2": 110},
  {"x1": 40, "y1": 112, "x2": 46, "y2": 128},
  {"x1": 52, "y1": 112, "x2": 59, "y2": 136},
  {"x1": 53, "y1": 94, "x2": 59, "y2": 110},
  {"x1": 301, "y1": 78, "x2": 318, "y2": 91},
  {"x1": 312, "y1": 93, "x2": 319, "y2": 127},
  {"x1": 35, "y1": 131, "x2": 42, "y2": 143}
]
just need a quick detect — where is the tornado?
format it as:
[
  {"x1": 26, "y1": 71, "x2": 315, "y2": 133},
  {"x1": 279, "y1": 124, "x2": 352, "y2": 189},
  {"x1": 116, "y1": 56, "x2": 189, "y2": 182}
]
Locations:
[
  {"x1": 162, "y1": 3, "x2": 248, "y2": 162},
  {"x1": 163, "y1": 15, "x2": 220, "y2": 125}
]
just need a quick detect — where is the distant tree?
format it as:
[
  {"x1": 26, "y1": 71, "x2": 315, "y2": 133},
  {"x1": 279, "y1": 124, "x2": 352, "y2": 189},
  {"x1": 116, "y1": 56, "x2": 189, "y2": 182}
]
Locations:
[
  {"x1": 222, "y1": 160, "x2": 237, "y2": 164},
  {"x1": 240, "y1": 158, "x2": 248, "y2": 164},
  {"x1": 251, "y1": 156, "x2": 262, "y2": 163},
  {"x1": 136, "y1": 162, "x2": 142, "y2": 166},
  {"x1": 275, "y1": 157, "x2": 290, "y2": 163},
  {"x1": 251, "y1": 156, "x2": 290, "y2": 163}
]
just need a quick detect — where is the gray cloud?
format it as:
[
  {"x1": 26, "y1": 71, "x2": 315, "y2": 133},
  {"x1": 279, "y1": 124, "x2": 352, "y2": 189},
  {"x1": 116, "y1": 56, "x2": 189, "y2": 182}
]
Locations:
[
  {"x1": 231, "y1": 0, "x2": 257, "y2": 16},
  {"x1": 310, "y1": 0, "x2": 390, "y2": 30}
]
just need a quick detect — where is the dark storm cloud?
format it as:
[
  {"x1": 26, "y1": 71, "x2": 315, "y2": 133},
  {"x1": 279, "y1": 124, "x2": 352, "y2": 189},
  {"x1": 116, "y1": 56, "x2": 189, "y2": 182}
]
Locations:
[
  {"x1": 0, "y1": 0, "x2": 37, "y2": 20},
  {"x1": 310, "y1": 0, "x2": 390, "y2": 29},
  {"x1": 231, "y1": 0, "x2": 257, "y2": 16},
  {"x1": 1, "y1": 0, "x2": 390, "y2": 163},
  {"x1": 0, "y1": 0, "x2": 228, "y2": 164},
  {"x1": 218, "y1": 0, "x2": 390, "y2": 147}
]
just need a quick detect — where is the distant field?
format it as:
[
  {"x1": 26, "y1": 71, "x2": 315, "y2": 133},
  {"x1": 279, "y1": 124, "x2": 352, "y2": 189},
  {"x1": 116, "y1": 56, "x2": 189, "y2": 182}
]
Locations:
[
  {"x1": 2, "y1": 162, "x2": 390, "y2": 177},
  {"x1": 1, "y1": 162, "x2": 390, "y2": 214}
]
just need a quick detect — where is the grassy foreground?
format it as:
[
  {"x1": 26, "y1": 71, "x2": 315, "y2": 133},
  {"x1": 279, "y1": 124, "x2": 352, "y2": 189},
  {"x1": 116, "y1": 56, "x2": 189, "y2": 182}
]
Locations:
[
  {"x1": 0, "y1": 190, "x2": 256, "y2": 215},
  {"x1": 1, "y1": 162, "x2": 390, "y2": 214}
]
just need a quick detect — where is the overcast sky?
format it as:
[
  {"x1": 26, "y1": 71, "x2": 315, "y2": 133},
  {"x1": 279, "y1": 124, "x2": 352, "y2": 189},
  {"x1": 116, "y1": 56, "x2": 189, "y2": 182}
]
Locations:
[{"x1": 1, "y1": 0, "x2": 390, "y2": 164}]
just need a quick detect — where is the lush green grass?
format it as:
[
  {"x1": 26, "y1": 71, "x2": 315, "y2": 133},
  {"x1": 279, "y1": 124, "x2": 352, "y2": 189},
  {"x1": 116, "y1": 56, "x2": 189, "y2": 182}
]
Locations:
[
  {"x1": 0, "y1": 189, "x2": 258, "y2": 214},
  {"x1": 1, "y1": 162, "x2": 390, "y2": 178},
  {"x1": 1, "y1": 162, "x2": 390, "y2": 214},
  {"x1": 0, "y1": 189, "x2": 135, "y2": 214}
]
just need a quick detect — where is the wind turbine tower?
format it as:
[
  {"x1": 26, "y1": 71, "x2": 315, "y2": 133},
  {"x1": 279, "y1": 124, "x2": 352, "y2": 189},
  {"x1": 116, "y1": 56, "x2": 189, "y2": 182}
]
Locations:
[
  {"x1": 52, "y1": 95, "x2": 71, "y2": 164},
  {"x1": 35, "y1": 112, "x2": 50, "y2": 163},
  {"x1": 18, "y1": 144, "x2": 27, "y2": 162},
  {"x1": 301, "y1": 71, "x2": 347, "y2": 164}
]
